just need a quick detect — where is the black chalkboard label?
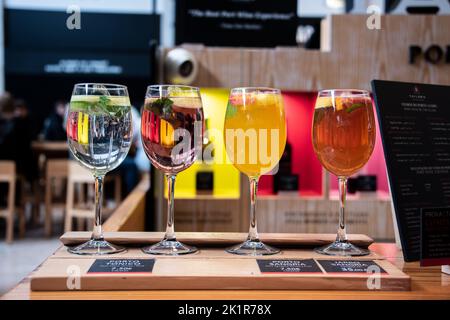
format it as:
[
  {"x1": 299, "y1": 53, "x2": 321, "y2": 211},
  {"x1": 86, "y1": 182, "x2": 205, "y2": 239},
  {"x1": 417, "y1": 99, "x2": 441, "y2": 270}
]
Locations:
[
  {"x1": 257, "y1": 259, "x2": 322, "y2": 273},
  {"x1": 420, "y1": 207, "x2": 450, "y2": 266},
  {"x1": 372, "y1": 80, "x2": 450, "y2": 262},
  {"x1": 88, "y1": 259, "x2": 155, "y2": 274},
  {"x1": 318, "y1": 260, "x2": 386, "y2": 273}
]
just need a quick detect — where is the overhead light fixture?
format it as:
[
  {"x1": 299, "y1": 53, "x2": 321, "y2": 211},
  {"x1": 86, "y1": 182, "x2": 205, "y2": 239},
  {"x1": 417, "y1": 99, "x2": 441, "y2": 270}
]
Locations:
[{"x1": 325, "y1": 0, "x2": 345, "y2": 9}]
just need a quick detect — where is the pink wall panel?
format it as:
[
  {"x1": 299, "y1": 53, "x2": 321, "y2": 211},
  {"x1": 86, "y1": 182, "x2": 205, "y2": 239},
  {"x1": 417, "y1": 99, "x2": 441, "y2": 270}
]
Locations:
[{"x1": 259, "y1": 92, "x2": 322, "y2": 196}]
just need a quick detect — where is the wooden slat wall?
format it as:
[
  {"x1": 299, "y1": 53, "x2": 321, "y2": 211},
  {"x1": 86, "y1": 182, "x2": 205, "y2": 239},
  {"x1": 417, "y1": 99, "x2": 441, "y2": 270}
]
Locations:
[
  {"x1": 257, "y1": 196, "x2": 395, "y2": 241},
  {"x1": 170, "y1": 15, "x2": 450, "y2": 91}
]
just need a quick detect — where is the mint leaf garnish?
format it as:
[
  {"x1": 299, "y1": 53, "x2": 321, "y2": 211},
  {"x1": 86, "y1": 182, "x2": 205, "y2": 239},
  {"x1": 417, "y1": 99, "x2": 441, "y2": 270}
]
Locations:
[
  {"x1": 225, "y1": 102, "x2": 237, "y2": 119},
  {"x1": 70, "y1": 96, "x2": 128, "y2": 118},
  {"x1": 147, "y1": 98, "x2": 174, "y2": 117},
  {"x1": 96, "y1": 96, "x2": 127, "y2": 118},
  {"x1": 96, "y1": 95, "x2": 114, "y2": 116},
  {"x1": 346, "y1": 103, "x2": 364, "y2": 113},
  {"x1": 98, "y1": 95, "x2": 111, "y2": 109},
  {"x1": 162, "y1": 99, "x2": 173, "y2": 115},
  {"x1": 106, "y1": 104, "x2": 125, "y2": 118}
]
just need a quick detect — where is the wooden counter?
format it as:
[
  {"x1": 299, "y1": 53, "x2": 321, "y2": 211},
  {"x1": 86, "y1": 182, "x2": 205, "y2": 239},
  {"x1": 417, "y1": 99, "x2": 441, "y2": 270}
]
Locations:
[
  {"x1": 2, "y1": 243, "x2": 449, "y2": 300},
  {"x1": 31, "y1": 141, "x2": 68, "y2": 153}
]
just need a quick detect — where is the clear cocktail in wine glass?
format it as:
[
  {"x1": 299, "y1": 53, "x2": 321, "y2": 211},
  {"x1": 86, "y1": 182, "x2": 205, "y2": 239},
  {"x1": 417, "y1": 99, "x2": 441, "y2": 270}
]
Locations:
[{"x1": 66, "y1": 83, "x2": 132, "y2": 255}]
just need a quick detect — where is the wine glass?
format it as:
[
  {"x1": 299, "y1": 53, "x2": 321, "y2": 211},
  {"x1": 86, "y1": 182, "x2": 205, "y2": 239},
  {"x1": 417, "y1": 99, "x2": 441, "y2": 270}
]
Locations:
[
  {"x1": 141, "y1": 85, "x2": 204, "y2": 255},
  {"x1": 66, "y1": 83, "x2": 132, "y2": 255},
  {"x1": 312, "y1": 89, "x2": 376, "y2": 256},
  {"x1": 224, "y1": 87, "x2": 286, "y2": 255}
]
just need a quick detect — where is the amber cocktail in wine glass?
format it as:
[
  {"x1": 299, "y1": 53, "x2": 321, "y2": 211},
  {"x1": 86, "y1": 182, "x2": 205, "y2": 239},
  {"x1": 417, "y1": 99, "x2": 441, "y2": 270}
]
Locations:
[{"x1": 312, "y1": 89, "x2": 376, "y2": 256}]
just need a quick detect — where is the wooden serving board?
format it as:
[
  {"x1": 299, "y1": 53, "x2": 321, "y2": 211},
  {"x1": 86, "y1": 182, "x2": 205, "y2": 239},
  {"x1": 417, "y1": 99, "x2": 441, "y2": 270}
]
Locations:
[
  {"x1": 60, "y1": 232, "x2": 374, "y2": 248},
  {"x1": 31, "y1": 247, "x2": 410, "y2": 292},
  {"x1": 49, "y1": 246, "x2": 383, "y2": 260}
]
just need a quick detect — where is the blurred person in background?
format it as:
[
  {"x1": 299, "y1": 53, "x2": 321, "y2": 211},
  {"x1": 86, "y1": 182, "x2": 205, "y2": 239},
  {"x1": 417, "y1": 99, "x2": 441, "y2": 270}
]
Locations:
[
  {"x1": 0, "y1": 93, "x2": 35, "y2": 180},
  {"x1": 42, "y1": 100, "x2": 67, "y2": 141},
  {"x1": 0, "y1": 93, "x2": 36, "y2": 205},
  {"x1": 14, "y1": 99, "x2": 35, "y2": 151},
  {"x1": 14, "y1": 98, "x2": 29, "y2": 119},
  {"x1": 113, "y1": 105, "x2": 150, "y2": 196}
]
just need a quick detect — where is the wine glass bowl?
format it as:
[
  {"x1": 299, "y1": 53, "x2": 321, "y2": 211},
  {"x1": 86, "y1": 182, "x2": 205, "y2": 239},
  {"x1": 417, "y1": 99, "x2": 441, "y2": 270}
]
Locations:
[
  {"x1": 141, "y1": 89, "x2": 203, "y2": 174},
  {"x1": 141, "y1": 85, "x2": 204, "y2": 255},
  {"x1": 312, "y1": 89, "x2": 376, "y2": 256},
  {"x1": 66, "y1": 83, "x2": 132, "y2": 255},
  {"x1": 312, "y1": 90, "x2": 375, "y2": 177}
]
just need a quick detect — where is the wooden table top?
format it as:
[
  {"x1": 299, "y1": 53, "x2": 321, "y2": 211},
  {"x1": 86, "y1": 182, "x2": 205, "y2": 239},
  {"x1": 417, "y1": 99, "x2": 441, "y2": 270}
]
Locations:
[
  {"x1": 2, "y1": 243, "x2": 449, "y2": 300},
  {"x1": 31, "y1": 141, "x2": 68, "y2": 153}
]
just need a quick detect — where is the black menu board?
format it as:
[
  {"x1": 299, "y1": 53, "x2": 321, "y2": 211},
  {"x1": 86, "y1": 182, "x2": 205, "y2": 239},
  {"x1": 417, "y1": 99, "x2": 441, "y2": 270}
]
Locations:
[
  {"x1": 420, "y1": 207, "x2": 450, "y2": 266},
  {"x1": 372, "y1": 80, "x2": 450, "y2": 261}
]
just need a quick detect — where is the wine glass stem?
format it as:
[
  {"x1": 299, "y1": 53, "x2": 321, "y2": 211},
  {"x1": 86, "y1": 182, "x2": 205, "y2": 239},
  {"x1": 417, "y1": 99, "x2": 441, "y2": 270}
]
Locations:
[
  {"x1": 164, "y1": 174, "x2": 177, "y2": 241},
  {"x1": 337, "y1": 176, "x2": 348, "y2": 243},
  {"x1": 248, "y1": 177, "x2": 260, "y2": 241},
  {"x1": 92, "y1": 174, "x2": 105, "y2": 241}
]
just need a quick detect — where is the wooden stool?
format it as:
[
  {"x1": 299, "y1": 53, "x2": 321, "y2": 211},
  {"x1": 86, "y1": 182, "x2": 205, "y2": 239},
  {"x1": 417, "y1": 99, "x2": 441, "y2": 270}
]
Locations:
[
  {"x1": 17, "y1": 175, "x2": 40, "y2": 230},
  {"x1": 44, "y1": 159, "x2": 69, "y2": 237},
  {"x1": 64, "y1": 161, "x2": 94, "y2": 233},
  {"x1": 0, "y1": 161, "x2": 25, "y2": 243},
  {"x1": 64, "y1": 161, "x2": 124, "y2": 233}
]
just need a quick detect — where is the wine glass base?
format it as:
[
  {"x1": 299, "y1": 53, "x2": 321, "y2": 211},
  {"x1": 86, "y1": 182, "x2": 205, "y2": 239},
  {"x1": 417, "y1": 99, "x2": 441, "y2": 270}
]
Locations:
[
  {"x1": 315, "y1": 241, "x2": 370, "y2": 256},
  {"x1": 142, "y1": 239, "x2": 198, "y2": 255},
  {"x1": 67, "y1": 239, "x2": 126, "y2": 255},
  {"x1": 226, "y1": 239, "x2": 280, "y2": 256}
]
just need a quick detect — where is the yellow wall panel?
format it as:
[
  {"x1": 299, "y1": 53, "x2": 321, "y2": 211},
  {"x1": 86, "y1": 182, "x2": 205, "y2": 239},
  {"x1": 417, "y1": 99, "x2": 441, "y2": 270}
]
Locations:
[{"x1": 166, "y1": 88, "x2": 240, "y2": 199}]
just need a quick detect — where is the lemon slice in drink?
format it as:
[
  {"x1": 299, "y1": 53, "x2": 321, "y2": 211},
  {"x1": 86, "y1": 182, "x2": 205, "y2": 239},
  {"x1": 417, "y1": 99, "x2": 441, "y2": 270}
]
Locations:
[
  {"x1": 167, "y1": 86, "x2": 198, "y2": 98},
  {"x1": 315, "y1": 96, "x2": 345, "y2": 111},
  {"x1": 257, "y1": 93, "x2": 278, "y2": 105},
  {"x1": 70, "y1": 95, "x2": 130, "y2": 117},
  {"x1": 145, "y1": 96, "x2": 201, "y2": 109},
  {"x1": 315, "y1": 97, "x2": 332, "y2": 109},
  {"x1": 172, "y1": 97, "x2": 202, "y2": 108},
  {"x1": 71, "y1": 95, "x2": 130, "y2": 106}
]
